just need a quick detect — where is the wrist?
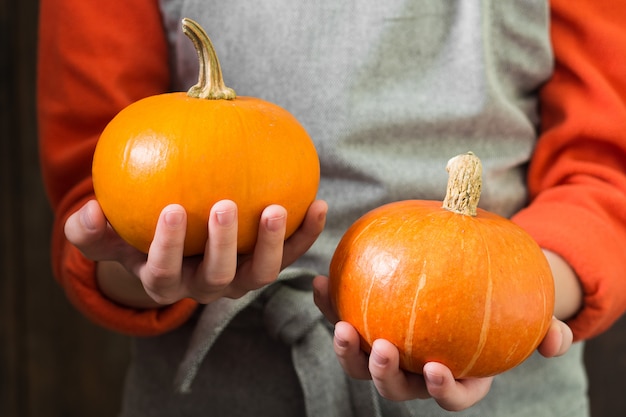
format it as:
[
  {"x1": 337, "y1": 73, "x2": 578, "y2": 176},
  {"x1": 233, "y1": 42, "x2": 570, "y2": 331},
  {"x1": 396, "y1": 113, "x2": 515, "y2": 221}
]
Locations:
[
  {"x1": 96, "y1": 261, "x2": 163, "y2": 309},
  {"x1": 542, "y1": 250, "x2": 583, "y2": 321}
]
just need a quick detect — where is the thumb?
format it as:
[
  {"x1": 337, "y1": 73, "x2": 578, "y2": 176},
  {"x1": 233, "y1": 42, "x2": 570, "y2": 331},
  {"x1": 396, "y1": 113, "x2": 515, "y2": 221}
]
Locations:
[{"x1": 64, "y1": 199, "x2": 117, "y2": 260}]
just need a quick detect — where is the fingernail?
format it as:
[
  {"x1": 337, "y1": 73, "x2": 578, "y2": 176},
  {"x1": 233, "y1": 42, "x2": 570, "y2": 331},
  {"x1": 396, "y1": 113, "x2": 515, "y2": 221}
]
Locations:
[
  {"x1": 266, "y1": 214, "x2": 286, "y2": 232},
  {"x1": 216, "y1": 209, "x2": 236, "y2": 226},
  {"x1": 312, "y1": 286, "x2": 321, "y2": 302},
  {"x1": 335, "y1": 334, "x2": 349, "y2": 349},
  {"x1": 371, "y1": 349, "x2": 389, "y2": 367},
  {"x1": 164, "y1": 210, "x2": 184, "y2": 227},
  {"x1": 333, "y1": 326, "x2": 349, "y2": 349},
  {"x1": 424, "y1": 369, "x2": 444, "y2": 387},
  {"x1": 80, "y1": 208, "x2": 96, "y2": 231}
]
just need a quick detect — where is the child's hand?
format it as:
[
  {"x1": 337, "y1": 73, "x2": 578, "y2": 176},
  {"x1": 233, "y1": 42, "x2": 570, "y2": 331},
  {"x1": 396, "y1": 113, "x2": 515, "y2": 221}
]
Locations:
[
  {"x1": 313, "y1": 275, "x2": 573, "y2": 412},
  {"x1": 65, "y1": 199, "x2": 327, "y2": 307},
  {"x1": 331, "y1": 320, "x2": 493, "y2": 411}
]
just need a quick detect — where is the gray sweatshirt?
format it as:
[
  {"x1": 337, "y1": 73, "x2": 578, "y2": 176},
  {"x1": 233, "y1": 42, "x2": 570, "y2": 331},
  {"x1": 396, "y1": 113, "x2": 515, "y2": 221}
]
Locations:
[{"x1": 119, "y1": 1, "x2": 589, "y2": 416}]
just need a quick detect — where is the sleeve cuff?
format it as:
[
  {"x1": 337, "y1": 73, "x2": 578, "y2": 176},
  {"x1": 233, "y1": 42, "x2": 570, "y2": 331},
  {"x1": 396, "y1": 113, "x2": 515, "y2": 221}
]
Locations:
[
  {"x1": 60, "y1": 243, "x2": 198, "y2": 336},
  {"x1": 51, "y1": 188, "x2": 198, "y2": 337},
  {"x1": 512, "y1": 199, "x2": 626, "y2": 341}
]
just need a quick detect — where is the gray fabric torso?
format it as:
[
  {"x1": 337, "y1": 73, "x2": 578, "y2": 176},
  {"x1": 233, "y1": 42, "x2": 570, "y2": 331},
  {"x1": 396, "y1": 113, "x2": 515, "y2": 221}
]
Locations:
[
  {"x1": 119, "y1": 1, "x2": 590, "y2": 416},
  {"x1": 160, "y1": 0, "x2": 553, "y2": 275}
]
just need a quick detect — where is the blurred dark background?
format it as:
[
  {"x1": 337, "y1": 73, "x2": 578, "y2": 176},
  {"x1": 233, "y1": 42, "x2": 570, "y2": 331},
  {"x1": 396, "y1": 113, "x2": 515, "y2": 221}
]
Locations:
[{"x1": 1, "y1": 0, "x2": 625, "y2": 416}]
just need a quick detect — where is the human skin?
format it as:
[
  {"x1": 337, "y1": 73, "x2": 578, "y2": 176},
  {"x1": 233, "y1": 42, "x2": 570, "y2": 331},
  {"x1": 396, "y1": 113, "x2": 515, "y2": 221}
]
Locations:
[
  {"x1": 65, "y1": 198, "x2": 577, "y2": 411},
  {"x1": 312, "y1": 250, "x2": 580, "y2": 411},
  {"x1": 65, "y1": 199, "x2": 328, "y2": 308}
]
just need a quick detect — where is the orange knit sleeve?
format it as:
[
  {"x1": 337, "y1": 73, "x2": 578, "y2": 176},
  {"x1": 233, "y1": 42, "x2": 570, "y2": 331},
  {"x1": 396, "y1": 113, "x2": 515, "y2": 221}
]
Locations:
[
  {"x1": 512, "y1": 0, "x2": 626, "y2": 341},
  {"x1": 38, "y1": 0, "x2": 198, "y2": 336}
]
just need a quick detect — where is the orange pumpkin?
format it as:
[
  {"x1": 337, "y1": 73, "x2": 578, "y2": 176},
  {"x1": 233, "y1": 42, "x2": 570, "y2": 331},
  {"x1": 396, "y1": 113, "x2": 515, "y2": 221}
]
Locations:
[
  {"x1": 92, "y1": 18, "x2": 319, "y2": 256},
  {"x1": 329, "y1": 153, "x2": 554, "y2": 378}
]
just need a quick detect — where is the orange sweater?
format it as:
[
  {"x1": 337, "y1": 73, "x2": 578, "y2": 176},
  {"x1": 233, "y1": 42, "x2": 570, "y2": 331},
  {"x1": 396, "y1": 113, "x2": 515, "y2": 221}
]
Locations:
[{"x1": 38, "y1": 0, "x2": 626, "y2": 339}]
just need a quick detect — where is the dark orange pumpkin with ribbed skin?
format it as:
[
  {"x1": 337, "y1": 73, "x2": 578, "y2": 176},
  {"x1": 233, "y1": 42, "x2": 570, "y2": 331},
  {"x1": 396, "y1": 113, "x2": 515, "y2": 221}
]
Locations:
[
  {"x1": 328, "y1": 153, "x2": 554, "y2": 378},
  {"x1": 92, "y1": 18, "x2": 319, "y2": 256}
]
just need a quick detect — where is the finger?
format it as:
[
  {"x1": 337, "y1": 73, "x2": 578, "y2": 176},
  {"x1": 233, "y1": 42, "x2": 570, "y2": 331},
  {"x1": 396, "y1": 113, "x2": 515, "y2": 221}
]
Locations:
[
  {"x1": 423, "y1": 362, "x2": 493, "y2": 412},
  {"x1": 64, "y1": 200, "x2": 107, "y2": 250},
  {"x1": 64, "y1": 200, "x2": 105, "y2": 244},
  {"x1": 312, "y1": 275, "x2": 339, "y2": 323},
  {"x1": 141, "y1": 204, "x2": 187, "y2": 303},
  {"x1": 234, "y1": 205, "x2": 286, "y2": 293},
  {"x1": 64, "y1": 200, "x2": 119, "y2": 260},
  {"x1": 537, "y1": 318, "x2": 573, "y2": 358},
  {"x1": 368, "y1": 339, "x2": 428, "y2": 401},
  {"x1": 333, "y1": 321, "x2": 372, "y2": 380},
  {"x1": 199, "y1": 200, "x2": 239, "y2": 295},
  {"x1": 282, "y1": 200, "x2": 327, "y2": 267}
]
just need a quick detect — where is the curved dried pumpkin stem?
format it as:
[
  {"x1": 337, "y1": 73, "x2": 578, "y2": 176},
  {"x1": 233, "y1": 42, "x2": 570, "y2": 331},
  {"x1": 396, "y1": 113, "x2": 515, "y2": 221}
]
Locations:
[
  {"x1": 182, "y1": 18, "x2": 236, "y2": 100},
  {"x1": 442, "y1": 152, "x2": 482, "y2": 216}
]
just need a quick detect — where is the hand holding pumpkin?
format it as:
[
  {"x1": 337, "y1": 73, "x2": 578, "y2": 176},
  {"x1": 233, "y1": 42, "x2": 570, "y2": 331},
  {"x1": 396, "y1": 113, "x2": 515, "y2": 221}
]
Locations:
[
  {"x1": 313, "y1": 276, "x2": 573, "y2": 411},
  {"x1": 65, "y1": 198, "x2": 327, "y2": 308},
  {"x1": 92, "y1": 19, "x2": 320, "y2": 257},
  {"x1": 312, "y1": 152, "x2": 575, "y2": 411},
  {"x1": 81, "y1": 18, "x2": 325, "y2": 306}
]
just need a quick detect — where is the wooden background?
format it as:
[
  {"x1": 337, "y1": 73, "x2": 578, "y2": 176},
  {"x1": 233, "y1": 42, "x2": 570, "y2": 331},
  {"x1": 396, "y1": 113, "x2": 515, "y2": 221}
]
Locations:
[{"x1": 1, "y1": 0, "x2": 625, "y2": 416}]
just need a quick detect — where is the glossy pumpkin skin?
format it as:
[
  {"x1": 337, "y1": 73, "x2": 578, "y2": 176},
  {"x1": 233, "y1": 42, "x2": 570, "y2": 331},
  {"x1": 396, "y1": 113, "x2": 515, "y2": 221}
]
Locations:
[
  {"x1": 329, "y1": 200, "x2": 555, "y2": 378},
  {"x1": 92, "y1": 93, "x2": 320, "y2": 256}
]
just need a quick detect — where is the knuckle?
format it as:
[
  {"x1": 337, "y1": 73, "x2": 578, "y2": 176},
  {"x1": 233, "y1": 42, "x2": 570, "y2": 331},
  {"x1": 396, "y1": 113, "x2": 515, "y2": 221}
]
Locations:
[
  {"x1": 207, "y1": 272, "x2": 236, "y2": 289},
  {"x1": 141, "y1": 267, "x2": 181, "y2": 303},
  {"x1": 146, "y1": 262, "x2": 176, "y2": 281},
  {"x1": 188, "y1": 274, "x2": 234, "y2": 303}
]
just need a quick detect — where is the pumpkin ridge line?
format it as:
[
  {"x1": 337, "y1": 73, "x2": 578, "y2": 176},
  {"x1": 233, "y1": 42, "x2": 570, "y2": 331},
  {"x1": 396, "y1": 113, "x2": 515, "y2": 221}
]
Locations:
[
  {"x1": 358, "y1": 220, "x2": 379, "y2": 344},
  {"x1": 401, "y1": 210, "x2": 447, "y2": 370},
  {"x1": 459, "y1": 222, "x2": 493, "y2": 378},
  {"x1": 526, "y1": 264, "x2": 552, "y2": 358},
  {"x1": 404, "y1": 263, "x2": 427, "y2": 369}
]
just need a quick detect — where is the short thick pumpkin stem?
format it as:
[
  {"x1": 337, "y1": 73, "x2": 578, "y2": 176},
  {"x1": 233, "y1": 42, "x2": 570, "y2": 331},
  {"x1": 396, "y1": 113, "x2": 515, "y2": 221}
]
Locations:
[
  {"x1": 442, "y1": 152, "x2": 482, "y2": 216},
  {"x1": 182, "y1": 18, "x2": 236, "y2": 100}
]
